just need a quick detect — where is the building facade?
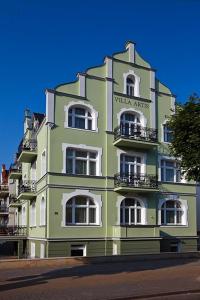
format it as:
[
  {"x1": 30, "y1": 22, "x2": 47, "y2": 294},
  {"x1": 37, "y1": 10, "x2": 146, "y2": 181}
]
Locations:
[{"x1": 8, "y1": 41, "x2": 197, "y2": 258}]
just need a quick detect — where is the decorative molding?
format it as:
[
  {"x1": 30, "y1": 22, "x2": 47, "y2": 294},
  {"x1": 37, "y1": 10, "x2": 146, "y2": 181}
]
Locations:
[
  {"x1": 45, "y1": 90, "x2": 55, "y2": 125},
  {"x1": 116, "y1": 107, "x2": 147, "y2": 127}
]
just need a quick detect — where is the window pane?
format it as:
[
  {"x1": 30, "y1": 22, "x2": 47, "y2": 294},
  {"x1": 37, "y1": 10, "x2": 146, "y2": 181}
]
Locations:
[
  {"x1": 161, "y1": 210, "x2": 164, "y2": 224},
  {"x1": 177, "y1": 210, "x2": 182, "y2": 224},
  {"x1": 124, "y1": 113, "x2": 135, "y2": 122},
  {"x1": 89, "y1": 152, "x2": 96, "y2": 159},
  {"x1": 131, "y1": 208, "x2": 135, "y2": 223},
  {"x1": 166, "y1": 201, "x2": 175, "y2": 208},
  {"x1": 161, "y1": 168, "x2": 165, "y2": 181},
  {"x1": 89, "y1": 208, "x2": 96, "y2": 223},
  {"x1": 66, "y1": 207, "x2": 72, "y2": 224},
  {"x1": 69, "y1": 108, "x2": 72, "y2": 114},
  {"x1": 88, "y1": 119, "x2": 92, "y2": 130},
  {"x1": 75, "y1": 196, "x2": 87, "y2": 205},
  {"x1": 66, "y1": 158, "x2": 73, "y2": 174},
  {"x1": 125, "y1": 198, "x2": 135, "y2": 206},
  {"x1": 66, "y1": 149, "x2": 73, "y2": 157},
  {"x1": 176, "y1": 169, "x2": 181, "y2": 182},
  {"x1": 75, "y1": 117, "x2": 85, "y2": 129},
  {"x1": 89, "y1": 161, "x2": 96, "y2": 175},
  {"x1": 166, "y1": 169, "x2": 174, "y2": 182},
  {"x1": 76, "y1": 150, "x2": 87, "y2": 158},
  {"x1": 75, "y1": 207, "x2": 86, "y2": 223},
  {"x1": 137, "y1": 209, "x2": 141, "y2": 223},
  {"x1": 137, "y1": 157, "x2": 141, "y2": 163},
  {"x1": 75, "y1": 107, "x2": 85, "y2": 115},
  {"x1": 88, "y1": 199, "x2": 95, "y2": 205},
  {"x1": 165, "y1": 161, "x2": 174, "y2": 167},
  {"x1": 75, "y1": 160, "x2": 87, "y2": 174},
  {"x1": 125, "y1": 208, "x2": 129, "y2": 223},
  {"x1": 68, "y1": 116, "x2": 72, "y2": 127},
  {"x1": 166, "y1": 210, "x2": 175, "y2": 224}
]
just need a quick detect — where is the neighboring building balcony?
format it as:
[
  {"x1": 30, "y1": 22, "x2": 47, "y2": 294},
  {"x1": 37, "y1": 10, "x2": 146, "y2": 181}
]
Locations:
[
  {"x1": 17, "y1": 139, "x2": 37, "y2": 163},
  {"x1": 9, "y1": 163, "x2": 22, "y2": 180},
  {"x1": 0, "y1": 225, "x2": 27, "y2": 237},
  {"x1": 17, "y1": 180, "x2": 36, "y2": 200},
  {"x1": 113, "y1": 124, "x2": 158, "y2": 149},
  {"x1": 0, "y1": 184, "x2": 9, "y2": 197},
  {"x1": 114, "y1": 173, "x2": 159, "y2": 192},
  {"x1": 0, "y1": 205, "x2": 9, "y2": 214},
  {"x1": 9, "y1": 195, "x2": 21, "y2": 207}
]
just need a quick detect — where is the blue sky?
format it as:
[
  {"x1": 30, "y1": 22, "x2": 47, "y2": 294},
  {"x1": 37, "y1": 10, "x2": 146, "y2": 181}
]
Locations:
[{"x1": 0, "y1": 0, "x2": 200, "y2": 168}]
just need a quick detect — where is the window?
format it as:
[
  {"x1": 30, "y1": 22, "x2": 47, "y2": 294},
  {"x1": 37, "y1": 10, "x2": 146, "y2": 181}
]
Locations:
[
  {"x1": 120, "y1": 198, "x2": 142, "y2": 225},
  {"x1": 120, "y1": 112, "x2": 141, "y2": 137},
  {"x1": 161, "y1": 200, "x2": 183, "y2": 225},
  {"x1": 30, "y1": 202, "x2": 36, "y2": 227},
  {"x1": 66, "y1": 196, "x2": 97, "y2": 225},
  {"x1": 66, "y1": 148, "x2": 97, "y2": 176},
  {"x1": 40, "y1": 197, "x2": 46, "y2": 226},
  {"x1": 21, "y1": 206, "x2": 26, "y2": 226},
  {"x1": 41, "y1": 150, "x2": 46, "y2": 177},
  {"x1": 71, "y1": 245, "x2": 86, "y2": 256},
  {"x1": 126, "y1": 75, "x2": 135, "y2": 96},
  {"x1": 161, "y1": 160, "x2": 181, "y2": 182},
  {"x1": 163, "y1": 124, "x2": 173, "y2": 143},
  {"x1": 120, "y1": 154, "x2": 142, "y2": 175},
  {"x1": 68, "y1": 106, "x2": 92, "y2": 130}
]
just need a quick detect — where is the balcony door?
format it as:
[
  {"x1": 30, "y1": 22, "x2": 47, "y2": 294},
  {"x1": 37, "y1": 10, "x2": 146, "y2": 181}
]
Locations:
[
  {"x1": 120, "y1": 112, "x2": 141, "y2": 136},
  {"x1": 120, "y1": 154, "x2": 142, "y2": 179}
]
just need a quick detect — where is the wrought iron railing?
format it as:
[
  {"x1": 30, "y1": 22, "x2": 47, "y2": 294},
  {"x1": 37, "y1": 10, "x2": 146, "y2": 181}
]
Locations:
[
  {"x1": 0, "y1": 206, "x2": 9, "y2": 213},
  {"x1": 0, "y1": 184, "x2": 9, "y2": 192},
  {"x1": 114, "y1": 173, "x2": 158, "y2": 189},
  {"x1": 0, "y1": 225, "x2": 27, "y2": 236},
  {"x1": 18, "y1": 139, "x2": 37, "y2": 155},
  {"x1": 18, "y1": 180, "x2": 36, "y2": 194},
  {"x1": 114, "y1": 124, "x2": 158, "y2": 143}
]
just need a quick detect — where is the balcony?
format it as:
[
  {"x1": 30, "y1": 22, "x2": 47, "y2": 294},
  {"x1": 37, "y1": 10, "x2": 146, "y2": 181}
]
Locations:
[
  {"x1": 113, "y1": 124, "x2": 158, "y2": 149},
  {"x1": 0, "y1": 225, "x2": 27, "y2": 237},
  {"x1": 0, "y1": 205, "x2": 9, "y2": 214},
  {"x1": 17, "y1": 180, "x2": 36, "y2": 200},
  {"x1": 0, "y1": 184, "x2": 9, "y2": 197},
  {"x1": 9, "y1": 195, "x2": 21, "y2": 207},
  {"x1": 9, "y1": 163, "x2": 22, "y2": 180},
  {"x1": 17, "y1": 139, "x2": 37, "y2": 163},
  {"x1": 114, "y1": 173, "x2": 159, "y2": 193}
]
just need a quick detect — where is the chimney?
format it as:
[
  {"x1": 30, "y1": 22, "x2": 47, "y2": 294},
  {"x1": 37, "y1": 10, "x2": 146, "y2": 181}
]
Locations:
[
  {"x1": 24, "y1": 109, "x2": 32, "y2": 133},
  {"x1": 125, "y1": 41, "x2": 136, "y2": 63}
]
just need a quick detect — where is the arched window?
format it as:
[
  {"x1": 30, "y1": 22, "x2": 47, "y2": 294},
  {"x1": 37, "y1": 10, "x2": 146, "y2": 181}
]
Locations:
[
  {"x1": 126, "y1": 75, "x2": 135, "y2": 96},
  {"x1": 66, "y1": 196, "x2": 97, "y2": 225},
  {"x1": 120, "y1": 198, "x2": 142, "y2": 225},
  {"x1": 163, "y1": 124, "x2": 173, "y2": 143},
  {"x1": 68, "y1": 106, "x2": 93, "y2": 130},
  {"x1": 161, "y1": 200, "x2": 184, "y2": 225},
  {"x1": 120, "y1": 112, "x2": 141, "y2": 137}
]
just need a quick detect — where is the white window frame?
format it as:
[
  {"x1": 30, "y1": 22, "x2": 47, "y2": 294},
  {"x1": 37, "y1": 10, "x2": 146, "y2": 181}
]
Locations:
[
  {"x1": 123, "y1": 70, "x2": 140, "y2": 97},
  {"x1": 65, "y1": 197, "x2": 97, "y2": 225},
  {"x1": 116, "y1": 195, "x2": 147, "y2": 225},
  {"x1": 117, "y1": 108, "x2": 147, "y2": 128},
  {"x1": 40, "y1": 196, "x2": 46, "y2": 226},
  {"x1": 30, "y1": 242, "x2": 35, "y2": 258},
  {"x1": 40, "y1": 242, "x2": 45, "y2": 258},
  {"x1": 117, "y1": 149, "x2": 146, "y2": 174},
  {"x1": 61, "y1": 190, "x2": 102, "y2": 227},
  {"x1": 62, "y1": 143, "x2": 102, "y2": 176},
  {"x1": 41, "y1": 149, "x2": 46, "y2": 177},
  {"x1": 64, "y1": 101, "x2": 98, "y2": 132},
  {"x1": 120, "y1": 198, "x2": 143, "y2": 225},
  {"x1": 162, "y1": 120, "x2": 173, "y2": 143},
  {"x1": 66, "y1": 148, "x2": 97, "y2": 176},
  {"x1": 158, "y1": 196, "x2": 188, "y2": 226},
  {"x1": 30, "y1": 201, "x2": 36, "y2": 227},
  {"x1": 160, "y1": 158, "x2": 181, "y2": 183},
  {"x1": 71, "y1": 244, "x2": 86, "y2": 257},
  {"x1": 21, "y1": 204, "x2": 26, "y2": 226}
]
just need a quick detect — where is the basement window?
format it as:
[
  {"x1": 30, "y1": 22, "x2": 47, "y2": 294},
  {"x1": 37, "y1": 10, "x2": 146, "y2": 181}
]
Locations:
[{"x1": 70, "y1": 245, "x2": 86, "y2": 257}]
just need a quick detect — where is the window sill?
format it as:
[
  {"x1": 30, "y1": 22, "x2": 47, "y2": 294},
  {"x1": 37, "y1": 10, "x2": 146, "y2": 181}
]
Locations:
[
  {"x1": 30, "y1": 226, "x2": 37, "y2": 228},
  {"x1": 39, "y1": 225, "x2": 46, "y2": 227},
  {"x1": 64, "y1": 124, "x2": 98, "y2": 133},
  {"x1": 62, "y1": 224, "x2": 102, "y2": 228},
  {"x1": 160, "y1": 225, "x2": 188, "y2": 228}
]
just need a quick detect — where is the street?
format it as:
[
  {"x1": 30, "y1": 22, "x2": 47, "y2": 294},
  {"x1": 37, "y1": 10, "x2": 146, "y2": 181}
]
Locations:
[{"x1": 0, "y1": 257, "x2": 200, "y2": 299}]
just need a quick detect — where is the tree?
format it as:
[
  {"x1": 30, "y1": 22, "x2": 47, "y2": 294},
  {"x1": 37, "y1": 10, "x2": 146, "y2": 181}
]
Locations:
[{"x1": 168, "y1": 94, "x2": 200, "y2": 182}]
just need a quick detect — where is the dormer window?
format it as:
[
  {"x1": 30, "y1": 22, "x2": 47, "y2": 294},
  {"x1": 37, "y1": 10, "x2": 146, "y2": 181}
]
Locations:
[
  {"x1": 126, "y1": 75, "x2": 135, "y2": 96},
  {"x1": 68, "y1": 106, "x2": 92, "y2": 130}
]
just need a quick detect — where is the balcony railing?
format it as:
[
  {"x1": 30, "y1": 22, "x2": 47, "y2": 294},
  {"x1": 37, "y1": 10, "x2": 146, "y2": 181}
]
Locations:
[
  {"x1": 0, "y1": 225, "x2": 27, "y2": 236},
  {"x1": 18, "y1": 180, "x2": 36, "y2": 195},
  {"x1": 18, "y1": 139, "x2": 37, "y2": 153},
  {"x1": 0, "y1": 184, "x2": 9, "y2": 193},
  {"x1": 114, "y1": 173, "x2": 158, "y2": 189},
  {"x1": 114, "y1": 124, "x2": 158, "y2": 143}
]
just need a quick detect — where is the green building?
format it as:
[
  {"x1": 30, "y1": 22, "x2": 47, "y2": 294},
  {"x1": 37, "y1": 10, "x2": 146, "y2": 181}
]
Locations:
[{"x1": 9, "y1": 41, "x2": 197, "y2": 258}]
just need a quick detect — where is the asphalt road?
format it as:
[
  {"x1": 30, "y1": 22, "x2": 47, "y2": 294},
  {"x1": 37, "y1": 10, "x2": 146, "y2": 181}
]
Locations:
[{"x1": 0, "y1": 258, "x2": 200, "y2": 300}]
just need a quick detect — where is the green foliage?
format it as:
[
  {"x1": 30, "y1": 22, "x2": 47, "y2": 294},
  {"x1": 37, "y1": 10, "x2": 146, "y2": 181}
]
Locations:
[{"x1": 168, "y1": 94, "x2": 200, "y2": 182}]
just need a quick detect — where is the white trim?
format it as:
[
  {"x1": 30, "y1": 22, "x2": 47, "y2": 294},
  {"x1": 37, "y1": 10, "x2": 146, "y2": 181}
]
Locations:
[
  {"x1": 64, "y1": 101, "x2": 98, "y2": 132},
  {"x1": 158, "y1": 155, "x2": 184, "y2": 183},
  {"x1": 62, "y1": 143, "x2": 102, "y2": 175},
  {"x1": 150, "y1": 71, "x2": 156, "y2": 128},
  {"x1": 77, "y1": 73, "x2": 86, "y2": 97},
  {"x1": 61, "y1": 189, "x2": 102, "y2": 227},
  {"x1": 21, "y1": 204, "x2": 26, "y2": 226},
  {"x1": 40, "y1": 195, "x2": 46, "y2": 226},
  {"x1": 106, "y1": 79, "x2": 113, "y2": 132},
  {"x1": 40, "y1": 242, "x2": 45, "y2": 258},
  {"x1": 125, "y1": 42, "x2": 135, "y2": 63},
  {"x1": 104, "y1": 56, "x2": 113, "y2": 78},
  {"x1": 71, "y1": 244, "x2": 86, "y2": 257},
  {"x1": 171, "y1": 96, "x2": 176, "y2": 112},
  {"x1": 117, "y1": 149, "x2": 147, "y2": 174},
  {"x1": 45, "y1": 90, "x2": 54, "y2": 124},
  {"x1": 116, "y1": 195, "x2": 147, "y2": 225},
  {"x1": 30, "y1": 242, "x2": 35, "y2": 258},
  {"x1": 161, "y1": 119, "x2": 172, "y2": 144},
  {"x1": 41, "y1": 149, "x2": 47, "y2": 178},
  {"x1": 117, "y1": 107, "x2": 147, "y2": 127},
  {"x1": 158, "y1": 197, "x2": 188, "y2": 226},
  {"x1": 123, "y1": 70, "x2": 140, "y2": 97}
]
